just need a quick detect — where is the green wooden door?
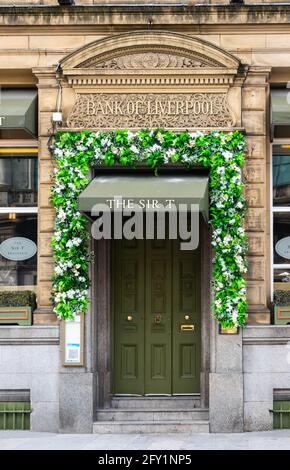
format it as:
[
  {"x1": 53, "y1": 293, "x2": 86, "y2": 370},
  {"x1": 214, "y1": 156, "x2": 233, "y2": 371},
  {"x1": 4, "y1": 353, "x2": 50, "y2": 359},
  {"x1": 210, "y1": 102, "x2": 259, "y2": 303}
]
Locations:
[
  {"x1": 113, "y1": 238, "x2": 200, "y2": 395},
  {"x1": 113, "y1": 239, "x2": 145, "y2": 395},
  {"x1": 172, "y1": 238, "x2": 201, "y2": 394}
]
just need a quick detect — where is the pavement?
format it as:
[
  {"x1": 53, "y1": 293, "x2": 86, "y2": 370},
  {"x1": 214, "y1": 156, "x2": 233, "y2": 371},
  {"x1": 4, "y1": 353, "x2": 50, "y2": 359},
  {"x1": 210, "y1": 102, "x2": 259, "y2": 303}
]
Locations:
[{"x1": 0, "y1": 430, "x2": 290, "y2": 450}]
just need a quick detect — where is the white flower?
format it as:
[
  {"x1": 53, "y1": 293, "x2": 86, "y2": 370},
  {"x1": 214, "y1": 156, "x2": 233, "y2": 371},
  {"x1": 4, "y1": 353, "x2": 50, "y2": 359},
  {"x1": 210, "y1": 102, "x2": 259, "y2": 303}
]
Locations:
[
  {"x1": 156, "y1": 133, "x2": 164, "y2": 143},
  {"x1": 68, "y1": 182, "x2": 76, "y2": 191},
  {"x1": 151, "y1": 144, "x2": 162, "y2": 152},
  {"x1": 166, "y1": 149, "x2": 176, "y2": 160},
  {"x1": 58, "y1": 208, "x2": 66, "y2": 222},
  {"x1": 111, "y1": 146, "x2": 119, "y2": 155},
  {"x1": 54, "y1": 148, "x2": 63, "y2": 158},
  {"x1": 217, "y1": 166, "x2": 225, "y2": 175},
  {"x1": 223, "y1": 151, "x2": 233, "y2": 161},
  {"x1": 101, "y1": 138, "x2": 110, "y2": 147},
  {"x1": 55, "y1": 266, "x2": 63, "y2": 276},
  {"x1": 130, "y1": 145, "x2": 139, "y2": 154}
]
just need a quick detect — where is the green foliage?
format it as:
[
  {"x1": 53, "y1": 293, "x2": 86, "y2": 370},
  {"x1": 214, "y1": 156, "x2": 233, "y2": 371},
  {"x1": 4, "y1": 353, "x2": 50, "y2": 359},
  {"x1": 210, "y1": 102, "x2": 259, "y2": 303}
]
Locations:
[
  {"x1": 52, "y1": 129, "x2": 247, "y2": 327},
  {"x1": 0, "y1": 291, "x2": 36, "y2": 309},
  {"x1": 273, "y1": 290, "x2": 290, "y2": 305}
]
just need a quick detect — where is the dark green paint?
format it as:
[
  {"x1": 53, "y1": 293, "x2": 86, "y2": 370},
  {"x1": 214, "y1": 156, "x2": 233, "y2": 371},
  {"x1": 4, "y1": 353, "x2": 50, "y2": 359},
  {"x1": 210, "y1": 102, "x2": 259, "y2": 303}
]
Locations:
[{"x1": 113, "y1": 238, "x2": 201, "y2": 395}]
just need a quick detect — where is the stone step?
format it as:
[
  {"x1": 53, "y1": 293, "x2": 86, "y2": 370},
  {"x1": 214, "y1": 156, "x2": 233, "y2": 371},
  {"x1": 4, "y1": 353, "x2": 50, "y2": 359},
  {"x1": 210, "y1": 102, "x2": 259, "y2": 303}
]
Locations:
[
  {"x1": 111, "y1": 396, "x2": 201, "y2": 410},
  {"x1": 93, "y1": 420, "x2": 209, "y2": 434},
  {"x1": 97, "y1": 409, "x2": 209, "y2": 422}
]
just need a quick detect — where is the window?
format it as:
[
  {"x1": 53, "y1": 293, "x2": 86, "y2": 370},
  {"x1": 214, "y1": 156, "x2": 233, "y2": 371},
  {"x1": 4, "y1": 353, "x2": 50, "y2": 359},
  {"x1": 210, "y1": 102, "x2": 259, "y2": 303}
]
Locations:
[
  {"x1": 0, "y1": 149, "x2": 38, "y2": 292},
  {"x1": 272, "y1": 145, "x2": 290, "y2": 302},
  {"x1": 0, "y1": 213, "x2": 37, "y2": 288},
  {"x1": 0, "y1": 86, "x2": 38, "y2": 294}
]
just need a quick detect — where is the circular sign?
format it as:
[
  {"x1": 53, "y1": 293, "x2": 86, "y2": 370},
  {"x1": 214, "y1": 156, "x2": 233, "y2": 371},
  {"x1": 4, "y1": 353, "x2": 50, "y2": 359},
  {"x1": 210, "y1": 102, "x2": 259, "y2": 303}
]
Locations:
[
  {"x1": 0, "y1": 237, "x2": 37, "y2": 261},
  {"x1": 275, "y1": 236, "x2": 290, "y2": 260}
]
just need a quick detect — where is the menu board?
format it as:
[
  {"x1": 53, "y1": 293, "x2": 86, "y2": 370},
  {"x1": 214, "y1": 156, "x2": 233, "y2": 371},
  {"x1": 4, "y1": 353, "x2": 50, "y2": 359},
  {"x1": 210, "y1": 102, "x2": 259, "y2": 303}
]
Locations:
[{"x1": 62, "y1": 314, "x2": 84, "y2": 366}]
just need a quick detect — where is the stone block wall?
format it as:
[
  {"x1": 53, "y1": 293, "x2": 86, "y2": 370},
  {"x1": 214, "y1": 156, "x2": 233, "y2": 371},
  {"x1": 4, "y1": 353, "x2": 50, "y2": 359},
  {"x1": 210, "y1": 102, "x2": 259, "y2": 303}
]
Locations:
[
  {"x1": 0, "y1": 326, "x2": 60, "y2": 432},
  {"x1": 243, "y1": 326, "x2": 290, "y2": 431},
  {"x1": 242, "y1": 68, "x2": 271, "y2": 324}
]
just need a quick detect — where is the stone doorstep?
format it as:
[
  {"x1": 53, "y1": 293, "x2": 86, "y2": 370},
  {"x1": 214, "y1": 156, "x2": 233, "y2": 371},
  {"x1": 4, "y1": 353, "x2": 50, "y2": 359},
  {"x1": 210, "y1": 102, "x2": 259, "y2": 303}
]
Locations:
[
  {"x1": 94, "y1": 400, "x2": 209, "y2": 433},
  {"x1": 96, "y1": 409, "x2": 209, "y2": 422},
  {"x1": 111, "y1": 396, "x2": 201, "y2": 410},
  {"x1": 93, "y1": 420, "x2": 210, "y2": 434}
]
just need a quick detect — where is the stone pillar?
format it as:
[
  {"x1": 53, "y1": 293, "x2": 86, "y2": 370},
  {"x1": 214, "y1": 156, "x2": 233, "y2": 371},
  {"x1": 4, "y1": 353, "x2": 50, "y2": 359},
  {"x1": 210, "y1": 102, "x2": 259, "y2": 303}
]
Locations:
[
  {"x1": 209, "y1": 67, "x2": 271, "y2": 432},
  {"x1": 59, "y1": 235, "x2": 96, "y2": 434},
  {"x1": 33, "y1": 67, "x2": 58, "y2": 325},
  {"x1": 209, "y1": 320, "x2": 244, "y2": 433},
  {"x1": 242, "y1": 67, "x2": 271, "y2": 325}
]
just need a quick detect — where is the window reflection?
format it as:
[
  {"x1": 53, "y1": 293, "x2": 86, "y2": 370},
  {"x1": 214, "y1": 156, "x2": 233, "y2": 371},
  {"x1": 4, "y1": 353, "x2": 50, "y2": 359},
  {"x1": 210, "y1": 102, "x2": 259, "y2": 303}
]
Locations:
[
  {"x1": 0, "y1": 214, "x2": 37, "y2": 288},
  {"x1": 0, "y1": 158, "x2": 37, "y2": 207},
  {"x1": 273, "y1": 145, "x2": 290, "y2": 206},
  {"x1": 273, "y1": 212, "x2": 290, "y2": 264}
]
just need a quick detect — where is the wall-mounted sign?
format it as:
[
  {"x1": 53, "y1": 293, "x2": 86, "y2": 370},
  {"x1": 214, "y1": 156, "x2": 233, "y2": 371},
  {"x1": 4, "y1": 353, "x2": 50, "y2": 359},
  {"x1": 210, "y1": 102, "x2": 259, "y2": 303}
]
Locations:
[
  {"x1": 0, "y1": 237, "x2": 37, "y2": 261},
  {"x1": 67, "y1": 92, "x2": 234, "y2": 129},
  {"x1": 275, "y1": 236, "x2": 290, "y2": 260},
  {"x1": 61, "y1": 314, "x2": 84, "y2": 366}
]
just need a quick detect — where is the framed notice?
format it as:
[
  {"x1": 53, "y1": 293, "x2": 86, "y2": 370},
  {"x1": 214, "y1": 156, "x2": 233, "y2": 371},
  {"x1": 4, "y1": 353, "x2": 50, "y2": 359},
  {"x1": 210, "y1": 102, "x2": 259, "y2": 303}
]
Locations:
[{"x1": 61, "y1": 314, "x2": 84, "y2": 366}]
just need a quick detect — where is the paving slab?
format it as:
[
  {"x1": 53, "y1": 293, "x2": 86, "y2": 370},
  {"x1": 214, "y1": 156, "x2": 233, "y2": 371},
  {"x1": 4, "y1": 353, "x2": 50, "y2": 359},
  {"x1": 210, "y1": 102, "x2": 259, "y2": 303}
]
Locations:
[{"x1": 0, "y1": 430, "x2": 290, "y2": 450}]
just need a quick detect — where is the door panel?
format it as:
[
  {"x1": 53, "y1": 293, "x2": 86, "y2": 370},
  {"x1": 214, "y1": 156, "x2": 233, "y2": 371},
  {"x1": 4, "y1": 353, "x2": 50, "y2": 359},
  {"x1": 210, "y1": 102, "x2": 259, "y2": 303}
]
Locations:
[
  {"x1": 113, "y1": 237, "x2": 201, "y2": 395},
  {"x1": 172, "y1": 239, "x2": 201, "y2": 393},
  {"x1": 113, "y1": 239, "x2": 145, "y2": 394},
  {"x1": 145, "y1": 239, "x2": 172, "y2": 394}
]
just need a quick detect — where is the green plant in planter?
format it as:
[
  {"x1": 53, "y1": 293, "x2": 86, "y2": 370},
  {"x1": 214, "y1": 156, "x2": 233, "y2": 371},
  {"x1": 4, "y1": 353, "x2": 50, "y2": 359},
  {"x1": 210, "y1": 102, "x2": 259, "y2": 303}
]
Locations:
[
  {"x1": 273, "y1": 290, "x2": 290, "y2": 325},
  {"x1": 0, "y1": 291, "x2": 36, "y2": 326}
]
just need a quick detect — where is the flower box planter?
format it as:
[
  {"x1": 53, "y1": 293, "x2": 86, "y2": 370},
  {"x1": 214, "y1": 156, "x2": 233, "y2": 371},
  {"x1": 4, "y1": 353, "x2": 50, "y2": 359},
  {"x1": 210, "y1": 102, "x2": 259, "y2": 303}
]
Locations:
[
  {"x1": 274, "y1": 305, "x2": 290, "y2": 325},
  {"x1": 0, "y1": 291, "x2": 36, "y2": 326},
  {"x1": 273, "y1": 291, "x2": 290, "y2": 325},
  {"x1": 0, "y1": 306, "x2": 32, "y2": 326}
]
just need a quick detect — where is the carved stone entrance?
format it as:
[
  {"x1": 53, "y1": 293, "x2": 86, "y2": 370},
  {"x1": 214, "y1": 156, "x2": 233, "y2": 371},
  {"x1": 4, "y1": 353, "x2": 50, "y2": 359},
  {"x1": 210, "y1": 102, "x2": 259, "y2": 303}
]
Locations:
[
  {"x1": 60, "y1": 31, "x2": 241, "y2": 131},
  {"x1": 33, "y1": 30, "x2": 271, "y2": 432}
]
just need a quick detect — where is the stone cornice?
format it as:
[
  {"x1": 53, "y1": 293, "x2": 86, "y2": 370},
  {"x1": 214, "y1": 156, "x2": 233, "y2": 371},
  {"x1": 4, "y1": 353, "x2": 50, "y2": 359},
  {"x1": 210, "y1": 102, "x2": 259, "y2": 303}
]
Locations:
[
  {"x1": 1, "y1": 4, "x2": 290, "y2": 27},
  {"x1": 243, "y1": 325, "x2": 290, "y2": 346},
  {"x1": 0, "y1": 325, "x2": 60, "y2": 345}
]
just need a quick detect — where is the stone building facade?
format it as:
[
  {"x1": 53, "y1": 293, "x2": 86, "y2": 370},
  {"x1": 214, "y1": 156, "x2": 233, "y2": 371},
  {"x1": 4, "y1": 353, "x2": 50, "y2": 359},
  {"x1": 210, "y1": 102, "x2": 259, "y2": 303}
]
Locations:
[{"x1": 0, "y1": 1, "x2": 290, "y2": 434}]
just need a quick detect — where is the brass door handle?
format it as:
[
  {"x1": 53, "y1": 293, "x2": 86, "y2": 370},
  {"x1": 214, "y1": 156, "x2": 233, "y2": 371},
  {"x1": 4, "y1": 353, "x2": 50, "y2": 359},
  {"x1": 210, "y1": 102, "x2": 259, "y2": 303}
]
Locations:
[
  {"x1": 127, "y1": 315, "x2": 133, "y2": 322},
  {"x1": 181, "y1": 324, "x2": 195, "y2": 331},
  {"x1": 154, "y1": 314, "x2": 162, "y2": 325}
]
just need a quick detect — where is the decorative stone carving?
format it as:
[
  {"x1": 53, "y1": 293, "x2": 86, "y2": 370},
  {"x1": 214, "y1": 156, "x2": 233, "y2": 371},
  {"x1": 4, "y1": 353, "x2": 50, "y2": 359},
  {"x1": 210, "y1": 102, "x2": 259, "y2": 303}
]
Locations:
[
  {"x1": 245, "y1": 209, "x2": 265, "y2": 232},
  {"x1": 247, "y1": 257, "x2": 265, "y2": 282},
  {"x1": 243, "y1": 162, "x2": 264, "y2": 184},
  {"x1": 246, "y1": 281, "x2": 265, "y2": 306},
  {"x1": 245, "y1": 186, "x2": 264, "y2": 208},
  {"x1": 77, "y1": 50, "x2": 222, "y2": 70},
  {"x1": 246, "y1": 137, "x2": 265, "y2": 159},
  {"x1": 66, "y1": 92, "x2": 235, "y2": 129},
  {"x1": 247, "y1": 233, "x2": 265, "y2": 256}
]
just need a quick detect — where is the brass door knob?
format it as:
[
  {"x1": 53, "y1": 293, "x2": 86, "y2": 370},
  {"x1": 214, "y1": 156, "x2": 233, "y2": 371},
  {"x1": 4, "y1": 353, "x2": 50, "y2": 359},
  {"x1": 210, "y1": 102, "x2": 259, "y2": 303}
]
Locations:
[
  {"x1": 127, "y1": 315, "x2": 133, "y2": 322},
  {"x1": 184, "y1": 315, "x2": 190, "y2": 321},
  {"x1": 154, "y1": 314, "x2": 162, "y2": 324}
]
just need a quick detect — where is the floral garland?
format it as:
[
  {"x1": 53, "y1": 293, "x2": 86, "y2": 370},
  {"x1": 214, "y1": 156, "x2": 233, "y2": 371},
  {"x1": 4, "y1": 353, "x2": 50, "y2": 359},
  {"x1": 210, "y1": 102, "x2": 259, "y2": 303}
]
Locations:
[{"x1": 51, "y1": 129, "x2": 247, "y2": 327}]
